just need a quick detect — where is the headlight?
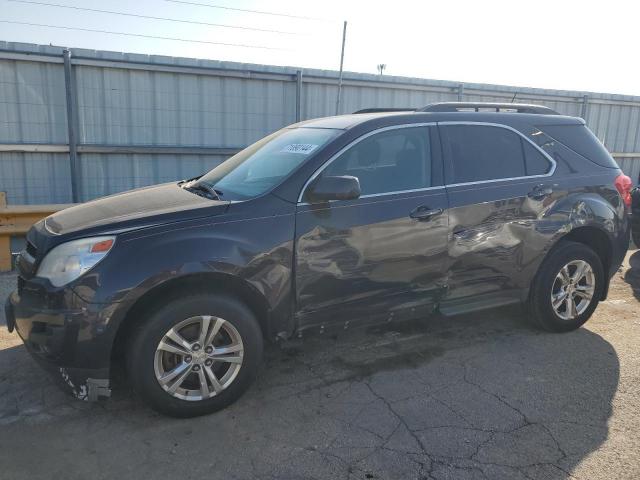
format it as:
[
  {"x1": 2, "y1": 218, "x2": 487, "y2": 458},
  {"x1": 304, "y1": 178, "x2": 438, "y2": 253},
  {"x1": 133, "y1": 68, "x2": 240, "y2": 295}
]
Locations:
[{"x1": 37, "y1": 236, "x2": 116, "y2": 287}]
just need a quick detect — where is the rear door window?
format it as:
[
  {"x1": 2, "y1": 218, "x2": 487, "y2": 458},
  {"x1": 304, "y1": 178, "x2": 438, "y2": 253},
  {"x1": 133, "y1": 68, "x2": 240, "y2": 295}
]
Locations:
[
  {"x1": 522, "y1": 140, "x2": 552, "y2": 176},
  {"x1": 440, "y1": 124, "x2": 552, "y2": 183}
]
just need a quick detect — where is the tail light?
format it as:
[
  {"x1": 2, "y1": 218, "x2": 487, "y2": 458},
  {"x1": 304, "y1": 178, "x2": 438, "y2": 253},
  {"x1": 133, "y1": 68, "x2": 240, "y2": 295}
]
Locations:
[{"x1": 614, "y1": 174, "x2": 633, "y2": 208}]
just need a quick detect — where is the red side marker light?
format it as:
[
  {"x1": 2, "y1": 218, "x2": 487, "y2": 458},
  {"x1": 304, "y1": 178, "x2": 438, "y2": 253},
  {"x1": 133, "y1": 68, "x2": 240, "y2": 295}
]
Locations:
[{"x1": 90, "y1": 239, "x2": 114, "y2": 253}]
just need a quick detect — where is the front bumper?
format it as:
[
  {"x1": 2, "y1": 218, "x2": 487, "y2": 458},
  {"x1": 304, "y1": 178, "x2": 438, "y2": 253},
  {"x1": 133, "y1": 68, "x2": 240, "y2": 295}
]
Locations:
[
  {"x1": 4, "y1": 297, "x2": 16, "y2": 332},
  {"x1": 5, "y1": 288, "x2": 112, "y2": 401}
]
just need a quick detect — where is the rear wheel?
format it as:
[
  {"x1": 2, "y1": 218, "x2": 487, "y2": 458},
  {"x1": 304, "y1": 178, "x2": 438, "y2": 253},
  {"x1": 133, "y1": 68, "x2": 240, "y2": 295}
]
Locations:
[
  {"x1": 127, "y1": 293, "x2": 263, "y2": 417},
  {"x1": 528, "y1": 241, "x2": 604, "y2": 332}
]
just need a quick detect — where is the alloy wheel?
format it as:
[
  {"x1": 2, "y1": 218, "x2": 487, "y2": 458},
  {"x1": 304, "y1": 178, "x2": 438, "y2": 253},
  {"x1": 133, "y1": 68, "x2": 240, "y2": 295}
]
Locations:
[
  {"x1": 550, "y1": 260, "x2": 596, "y2": 321},
  {"x1": 154, "y1": 315, "x2": 244, "y2": 401}
]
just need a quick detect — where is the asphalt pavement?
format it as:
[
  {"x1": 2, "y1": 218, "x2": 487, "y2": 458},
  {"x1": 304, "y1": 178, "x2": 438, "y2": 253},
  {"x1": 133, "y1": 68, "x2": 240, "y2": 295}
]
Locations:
[{"x1": 0, "y1": 249, "x2": 639, "y2": 480}]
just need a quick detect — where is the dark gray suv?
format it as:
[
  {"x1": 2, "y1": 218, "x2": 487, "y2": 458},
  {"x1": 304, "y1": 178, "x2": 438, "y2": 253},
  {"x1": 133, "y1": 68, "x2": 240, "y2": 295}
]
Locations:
[{"x1": 5, "y1": 102, "x2": 632, "y2": 417}]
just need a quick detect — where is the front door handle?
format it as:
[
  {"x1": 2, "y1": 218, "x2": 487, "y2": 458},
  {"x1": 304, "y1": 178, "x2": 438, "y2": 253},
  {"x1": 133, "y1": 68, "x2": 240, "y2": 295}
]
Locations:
[
  {"x1": 528, "y1": 184, "x2": 553, "y2": 200},
  {"x1": 410, "y1": 206, "x2": 444, "y2": 221}
]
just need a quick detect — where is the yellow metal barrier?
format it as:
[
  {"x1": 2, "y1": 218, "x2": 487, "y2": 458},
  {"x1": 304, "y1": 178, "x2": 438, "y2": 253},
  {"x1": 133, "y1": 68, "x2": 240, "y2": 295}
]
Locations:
[{"x1": 0, "y1": 192, "x2": 74, "y2": 271}]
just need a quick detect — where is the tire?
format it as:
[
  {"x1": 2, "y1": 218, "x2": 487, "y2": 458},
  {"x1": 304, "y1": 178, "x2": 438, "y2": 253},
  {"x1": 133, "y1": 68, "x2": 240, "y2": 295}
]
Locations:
[
  {"x1": 127, "y1": 293, "x2": 263, "y2": 417},
  {"x1": 528, "y1": 241, "x2": 604, "y2": 332}
]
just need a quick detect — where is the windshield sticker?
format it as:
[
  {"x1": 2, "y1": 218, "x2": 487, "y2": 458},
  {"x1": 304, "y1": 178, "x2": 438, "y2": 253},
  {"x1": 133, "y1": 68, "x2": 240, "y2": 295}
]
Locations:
[{"x1": 281, "y1": 144, "x2": 319, "y2": 154}]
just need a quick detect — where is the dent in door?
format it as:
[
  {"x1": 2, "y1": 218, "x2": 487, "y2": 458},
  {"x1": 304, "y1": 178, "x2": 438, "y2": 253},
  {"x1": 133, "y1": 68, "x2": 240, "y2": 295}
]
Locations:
[
  {"x1": 447, "y1": 192, "x2": 555, "y2": 299},
  {"x1": 296, "y1": 201, "x2": 448, "y2": 322}
]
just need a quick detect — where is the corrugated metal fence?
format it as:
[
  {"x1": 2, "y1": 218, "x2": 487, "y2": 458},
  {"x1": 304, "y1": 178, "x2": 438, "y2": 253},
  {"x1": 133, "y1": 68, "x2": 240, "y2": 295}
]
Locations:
[{"x1": 1, "y1": 41, "x2": 639, "y2": 206}]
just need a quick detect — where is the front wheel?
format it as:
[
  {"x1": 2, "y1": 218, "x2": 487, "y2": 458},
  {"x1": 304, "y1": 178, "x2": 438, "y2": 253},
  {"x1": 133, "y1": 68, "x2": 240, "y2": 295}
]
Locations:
[
  {"x1": 127, "y1": 294, "x2": 263, "y2": 417},
  {"x1": 528, "y1": 241, "x2": 604, "y2": 332}
]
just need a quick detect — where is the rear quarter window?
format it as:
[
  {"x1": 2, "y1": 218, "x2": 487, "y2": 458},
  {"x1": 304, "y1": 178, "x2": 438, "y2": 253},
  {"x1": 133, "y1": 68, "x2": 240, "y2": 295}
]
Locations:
[{"x1": 539, "y1": 124, "x2": 619, "y2": 169}]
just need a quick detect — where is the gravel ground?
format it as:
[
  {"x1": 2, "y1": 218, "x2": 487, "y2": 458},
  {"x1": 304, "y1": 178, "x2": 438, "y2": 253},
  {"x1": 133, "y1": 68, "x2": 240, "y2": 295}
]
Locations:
[{"x1": 0, "y1": 249, "x2": 639, "y2": 480}]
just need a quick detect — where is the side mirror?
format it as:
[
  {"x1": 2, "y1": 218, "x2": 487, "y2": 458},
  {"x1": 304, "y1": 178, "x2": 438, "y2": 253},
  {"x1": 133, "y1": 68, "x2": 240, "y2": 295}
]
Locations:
[{"x1": 305, "y1": 175, "x2": 361, "y2": 203}]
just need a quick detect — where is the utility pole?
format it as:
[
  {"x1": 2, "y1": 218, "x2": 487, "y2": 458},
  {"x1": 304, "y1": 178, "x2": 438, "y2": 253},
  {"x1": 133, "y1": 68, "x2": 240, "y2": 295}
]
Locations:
[
  {"x1": 335, "y1": 20, "x2": 347, "y2": 115},
  {"x1": 62, "y1": 49, "x2": 79, "y2": 203},
  {"x1": 377, "y1": 64, "x2": 386, "y2": 76}
]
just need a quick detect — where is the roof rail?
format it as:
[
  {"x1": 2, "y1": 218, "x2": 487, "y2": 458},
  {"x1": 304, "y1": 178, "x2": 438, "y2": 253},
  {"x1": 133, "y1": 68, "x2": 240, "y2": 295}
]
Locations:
[
  {"x1": 418, "y1": 102, "x2": 559, "y2": 115},
  {"x1": 353, "y1": 107, "x2": 416, "y2": 114}
]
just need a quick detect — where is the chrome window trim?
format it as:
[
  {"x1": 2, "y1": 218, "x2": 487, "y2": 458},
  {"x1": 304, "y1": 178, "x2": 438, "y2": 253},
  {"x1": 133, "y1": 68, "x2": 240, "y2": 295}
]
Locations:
[
  {"x1": 437, "y1": 121, "x2": 557, "y2": 188},
  {"x1": 298, "y1": 186, "x2": 445, "y2": 207},
  {"x1": 359, "y1": 185, "x2": 445, "y2": 199},
  {"x1": 296, "y1": 121, "x2": 557, "y2": 204},
  {"x1": 297, "y1": 122, "x2": 438, "y2": 204}
]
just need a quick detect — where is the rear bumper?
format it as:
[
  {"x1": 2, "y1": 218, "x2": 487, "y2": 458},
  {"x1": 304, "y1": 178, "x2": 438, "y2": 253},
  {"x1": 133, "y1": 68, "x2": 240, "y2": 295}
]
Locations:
[
  {"x1": 632, "y1": 188, "x2": 640, "y2": 246},
  {"x1": 613, "y1": 212, "x2": 632, "y2": 272},
  {"x1": 6, "y1": 290, "x2": 112, "y2": 401},
  {"x1": 598, "y1": 212, "x2": 632, "y2": 300},
  {"x1": 631, "y1": 212, "x2": 640, "y2": 246}
]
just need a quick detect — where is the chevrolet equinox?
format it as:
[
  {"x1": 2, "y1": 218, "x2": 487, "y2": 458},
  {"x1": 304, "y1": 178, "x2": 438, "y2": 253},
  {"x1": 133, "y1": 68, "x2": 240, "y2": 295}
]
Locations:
[{"x1": 4, "y1": 102, "x2": 632, "y2": 417}]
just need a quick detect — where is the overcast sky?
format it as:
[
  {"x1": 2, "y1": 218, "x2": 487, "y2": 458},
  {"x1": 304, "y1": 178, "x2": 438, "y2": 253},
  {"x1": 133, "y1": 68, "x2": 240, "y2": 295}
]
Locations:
[{"x1": 1, "y1": 0, "x2": 639, "y2": 95}]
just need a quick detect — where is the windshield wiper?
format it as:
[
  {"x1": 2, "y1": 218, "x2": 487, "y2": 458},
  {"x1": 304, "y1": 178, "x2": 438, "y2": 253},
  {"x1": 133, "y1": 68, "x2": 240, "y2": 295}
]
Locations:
[{"x1": 182, "y1": 181, "x2": 222, "y2": 201}]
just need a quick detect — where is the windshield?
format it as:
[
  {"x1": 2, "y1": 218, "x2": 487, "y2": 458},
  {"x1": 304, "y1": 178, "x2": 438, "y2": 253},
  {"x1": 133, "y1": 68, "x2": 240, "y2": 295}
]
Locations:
[{"x1": 196, "y1": 127, "x2": 340, "y2": 200}]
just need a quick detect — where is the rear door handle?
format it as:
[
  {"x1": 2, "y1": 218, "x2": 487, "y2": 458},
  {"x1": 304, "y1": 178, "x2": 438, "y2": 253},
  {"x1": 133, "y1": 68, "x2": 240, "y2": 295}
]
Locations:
[
  {"x1": 528, "y1": 184, "x2": 553, "y2": 200},
  {"x1": 410, "y1": 206, "x2": 443, "y2": 221}
]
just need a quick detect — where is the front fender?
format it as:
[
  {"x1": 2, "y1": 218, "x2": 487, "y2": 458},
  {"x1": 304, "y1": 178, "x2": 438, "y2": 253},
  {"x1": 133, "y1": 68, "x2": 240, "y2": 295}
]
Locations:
[{"x1": 70, "y1": 212, "x2": 296, "y2": 340}]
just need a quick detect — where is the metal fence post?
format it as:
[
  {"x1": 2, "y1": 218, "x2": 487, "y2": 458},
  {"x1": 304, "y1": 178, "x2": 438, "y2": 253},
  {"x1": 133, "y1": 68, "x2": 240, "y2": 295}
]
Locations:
[
  {"x1": 581, "y1": 94, "x2": 589, "y2": 120},
  {"x1": 0, "y1": 192, "x2": 9, "y2": 271},
  {"x1": 295, "y1": 70, "x2": 302, "y2": 122},
  {"x1": 63, "y1": 49, "x2": 79, "y2": 203}
]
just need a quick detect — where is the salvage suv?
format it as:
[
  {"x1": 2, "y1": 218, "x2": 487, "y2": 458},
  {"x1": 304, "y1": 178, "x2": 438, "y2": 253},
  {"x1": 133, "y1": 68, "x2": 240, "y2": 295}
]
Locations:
[{"x1": 5, "y1": 102, "x2": 632, "y2": 417}]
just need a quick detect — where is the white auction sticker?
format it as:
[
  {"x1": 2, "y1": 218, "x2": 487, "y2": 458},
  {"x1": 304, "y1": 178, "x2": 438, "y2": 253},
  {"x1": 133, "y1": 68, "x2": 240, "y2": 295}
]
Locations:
[{"x1": 281, "y1": 144, "x2": 319, "y2": 154}]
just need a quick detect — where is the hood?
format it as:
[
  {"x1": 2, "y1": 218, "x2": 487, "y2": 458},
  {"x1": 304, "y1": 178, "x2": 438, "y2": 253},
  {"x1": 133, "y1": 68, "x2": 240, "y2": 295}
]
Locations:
[{"x1": 45, "y1": 182, "x2": 229, "y2": 235}]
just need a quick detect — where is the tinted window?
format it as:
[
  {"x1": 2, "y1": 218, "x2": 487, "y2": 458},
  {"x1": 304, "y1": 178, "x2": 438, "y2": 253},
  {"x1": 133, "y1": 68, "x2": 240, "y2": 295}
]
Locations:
[
  {"x1": 442, "y1": 125, "x2": 524, "y2": 183},
  {"x1": 523, "y1": 140, "x2": 552, "y2": 175},
  {"x1": 539, "y1": 124, "x2": 619, "y2": 168},
  {"x1": 323, "y1": 127, "x2": 433, "y2": 196},
  {"x1": 442, "y1": 125, "x2": 552, "y2": 183}
]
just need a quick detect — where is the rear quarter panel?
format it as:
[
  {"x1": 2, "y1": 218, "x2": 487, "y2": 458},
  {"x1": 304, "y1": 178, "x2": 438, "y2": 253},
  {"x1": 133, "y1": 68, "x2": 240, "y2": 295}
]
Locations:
[{"x1": 520, "y1": 136, "x2": 628, "y2": 289}]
